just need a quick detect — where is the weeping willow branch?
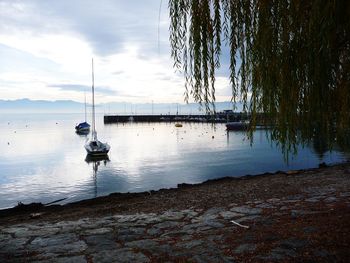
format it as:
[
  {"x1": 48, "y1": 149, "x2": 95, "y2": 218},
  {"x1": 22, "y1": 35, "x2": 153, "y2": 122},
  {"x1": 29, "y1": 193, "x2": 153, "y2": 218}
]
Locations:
[{"x1": 169, "y1": 0, "x2": 350, "y2": 154}]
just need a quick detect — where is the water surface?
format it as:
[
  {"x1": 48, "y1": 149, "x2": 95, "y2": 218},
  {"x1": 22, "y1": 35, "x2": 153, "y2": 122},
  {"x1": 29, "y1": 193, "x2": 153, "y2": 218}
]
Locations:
[{"x1": 0, "y1": 113, "x2": 347, "y2": 209}]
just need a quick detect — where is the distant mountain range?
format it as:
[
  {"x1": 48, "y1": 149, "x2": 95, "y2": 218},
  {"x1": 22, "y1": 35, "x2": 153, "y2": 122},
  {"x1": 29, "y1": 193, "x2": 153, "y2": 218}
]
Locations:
[
  {"x1": 0, "y1": 99, "x2": 83, "y2": 113},
  {"x1": 0, "y1": 99, "x2": 243, "y2": 114}
]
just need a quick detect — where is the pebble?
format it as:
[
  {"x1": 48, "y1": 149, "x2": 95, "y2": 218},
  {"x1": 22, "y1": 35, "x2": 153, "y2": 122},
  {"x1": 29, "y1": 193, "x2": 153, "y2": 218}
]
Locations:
[
  {"x1": 230, "y1": 206, "x2": 262, "y2": 215},
  {"x1": 219, "y1": 211, "x2": 243, "y2": 219},
  {"x1": 234, "y1": 243, "x2": 257, "y2": 254},
  {"x1": 279, "y1": 238, "x2": 309, "y2": 249},
  {"x1": 305, "y1": 197, "x2": 321, "y2": 202},
  {"x1": 92, "y1": 248, "x2": 150, "y2": 263},
  {"x1": 83, "y1": 233, "x2": 120, "y2": 253},
  {"x1": 0, "y1": 189, "x2": 347, "y2": 262},
  {"x1": 324, "y1": 196, "x2": 338, "y2": 203}
]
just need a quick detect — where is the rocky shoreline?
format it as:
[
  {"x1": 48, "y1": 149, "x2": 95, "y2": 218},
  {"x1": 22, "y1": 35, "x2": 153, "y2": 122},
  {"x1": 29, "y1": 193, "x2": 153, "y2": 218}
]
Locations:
[{"x1": 0, "y1": 162, "x2": 350, "y2": 262}]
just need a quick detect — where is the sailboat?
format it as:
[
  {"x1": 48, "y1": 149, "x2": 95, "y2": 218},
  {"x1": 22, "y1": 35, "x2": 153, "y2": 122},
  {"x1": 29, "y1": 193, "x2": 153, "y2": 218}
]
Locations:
[
  {"x1": 75, "y1": 92, "x2": 90, "y2": 133},
  {"x1": 84, "y1": 58, "x2": 110, "y2": 156}
]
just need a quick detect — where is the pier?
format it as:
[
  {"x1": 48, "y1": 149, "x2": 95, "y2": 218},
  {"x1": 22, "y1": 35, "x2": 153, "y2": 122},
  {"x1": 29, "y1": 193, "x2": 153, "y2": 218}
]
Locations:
[{"x1": 104, "y1": 112, "x2": 245, "y2": 124}]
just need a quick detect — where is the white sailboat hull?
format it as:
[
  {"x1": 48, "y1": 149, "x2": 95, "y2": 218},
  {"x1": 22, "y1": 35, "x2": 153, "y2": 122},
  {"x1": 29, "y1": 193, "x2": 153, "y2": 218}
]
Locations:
[{"x1": 85, "y1": 140, "x2": 110, "y2": 156}]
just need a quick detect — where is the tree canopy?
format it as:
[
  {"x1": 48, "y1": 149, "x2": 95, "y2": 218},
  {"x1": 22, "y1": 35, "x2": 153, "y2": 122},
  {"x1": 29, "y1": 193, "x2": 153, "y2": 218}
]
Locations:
[{"x1": 169, "y1": 0, "x2": 350, "y2": 154}]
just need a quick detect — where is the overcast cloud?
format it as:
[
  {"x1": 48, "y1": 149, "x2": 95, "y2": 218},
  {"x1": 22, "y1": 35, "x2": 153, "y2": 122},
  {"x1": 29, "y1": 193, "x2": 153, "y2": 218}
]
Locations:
[{"x1": 0, "y1": 0, "x2": 232, "y2": 103}]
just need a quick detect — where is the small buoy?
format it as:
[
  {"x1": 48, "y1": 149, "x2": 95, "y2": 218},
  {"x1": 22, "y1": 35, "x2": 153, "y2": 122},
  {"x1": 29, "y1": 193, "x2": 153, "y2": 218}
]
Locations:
[
  {"x1": 14, "y1": 131, "x2": 16, "y2": 133},
  {"x1": 7, "y1": 142, "x2": 10, "y2": 145},
  {"x1": 212, "y1": 135, "x2": 214, "y2": 139},
  {"x1": 56, "y1": 122, "x2": 58, "y2": 124}
]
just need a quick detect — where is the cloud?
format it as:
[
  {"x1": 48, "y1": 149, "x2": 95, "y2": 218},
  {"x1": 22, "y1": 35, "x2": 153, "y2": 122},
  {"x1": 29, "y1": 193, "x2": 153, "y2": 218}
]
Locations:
[
  {"x1": 48, "y1": 83, "x2": 148, "y2": 98},
  {"x1": 50, "y1": 1, "x2": 165, "y2": 56},
  {"x1": 49, "y1": 84, "x2": 117, "y2": 96},
  {"x1": 112, "y1": 70, "x2": 124, "y2": 75},
  {"x1": 0, "y1": 43, "x2": 59, "y2": 72},
  {"x1": 0, "y1": 0, "x2": 170, "y2": 57},
  {"x1": 0, "y1": 0, "x2": 232, "y2": 104}
]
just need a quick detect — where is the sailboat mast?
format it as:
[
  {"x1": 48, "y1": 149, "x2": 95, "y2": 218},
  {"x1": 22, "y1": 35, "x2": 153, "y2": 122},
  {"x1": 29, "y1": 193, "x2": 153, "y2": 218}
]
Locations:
[
  {"x1": 84, "y1": 91, "x2": 87, "y2": 122},
  {"x1": 92, "y1": 58, "x2": 96, "y2": 137}
]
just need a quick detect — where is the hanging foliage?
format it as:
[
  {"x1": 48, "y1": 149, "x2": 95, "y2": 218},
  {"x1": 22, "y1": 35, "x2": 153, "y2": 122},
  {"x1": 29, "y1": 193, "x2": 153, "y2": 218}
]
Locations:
[{"x1": 169, "y1": 0, "x2": 350, "y2": 153}]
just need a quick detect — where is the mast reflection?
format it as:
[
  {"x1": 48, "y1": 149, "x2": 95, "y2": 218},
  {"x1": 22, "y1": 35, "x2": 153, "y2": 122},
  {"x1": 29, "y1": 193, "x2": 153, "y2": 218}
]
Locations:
[{"x1": 85, "y1": 155, "x2": 110, "y2": 197}]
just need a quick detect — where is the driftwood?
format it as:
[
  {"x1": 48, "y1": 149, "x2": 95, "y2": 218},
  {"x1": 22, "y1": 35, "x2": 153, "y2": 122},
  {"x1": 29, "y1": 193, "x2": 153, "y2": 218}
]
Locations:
[{"x1": 231, "y1": 220, "x2": 250, "y2": 229}]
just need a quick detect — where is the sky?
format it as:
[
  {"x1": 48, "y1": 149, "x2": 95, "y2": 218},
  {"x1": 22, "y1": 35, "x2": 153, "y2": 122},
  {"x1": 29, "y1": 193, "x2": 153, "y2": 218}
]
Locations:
[{"x1": 0, "y1": 0, "x2": 233, "y2": 104}]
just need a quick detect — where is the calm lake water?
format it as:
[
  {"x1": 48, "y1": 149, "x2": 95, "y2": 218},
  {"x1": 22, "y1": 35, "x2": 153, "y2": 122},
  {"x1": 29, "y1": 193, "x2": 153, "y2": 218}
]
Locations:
[{"x1": 0, "y1": 113, "x2": 348, "y2": 209}]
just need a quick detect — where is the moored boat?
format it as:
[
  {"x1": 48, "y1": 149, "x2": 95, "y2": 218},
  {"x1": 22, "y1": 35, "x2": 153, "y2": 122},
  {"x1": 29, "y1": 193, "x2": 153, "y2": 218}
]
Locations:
[
  {"x1": 75, "y1": 121, "x2": 90, "y2": 133},
  {"x1": 75, "y1": 92, "x2": 90, "y2": 133},
  {"x1": 84, "y1": 58, "x2": 110, "y2": 156}
]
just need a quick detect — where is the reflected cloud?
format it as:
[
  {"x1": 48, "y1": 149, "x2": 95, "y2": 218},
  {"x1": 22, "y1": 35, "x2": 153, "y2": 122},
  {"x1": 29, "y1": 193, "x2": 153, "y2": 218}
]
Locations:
[{"x1": 0, "y1": 119, "x2": 348, "y2": 209}]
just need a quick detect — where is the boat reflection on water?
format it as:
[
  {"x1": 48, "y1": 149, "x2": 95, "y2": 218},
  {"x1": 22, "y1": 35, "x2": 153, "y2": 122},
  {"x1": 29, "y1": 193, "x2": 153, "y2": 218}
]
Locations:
[
  {"x1": 75, "y1": 129, "x2": 90, "y2": 137},
  {"x1": 85, "y1": 155, "x2": 110, "y2": 197},
  {"x1": 85, "y1": 154, "x2": 110, "y2": 164}
]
